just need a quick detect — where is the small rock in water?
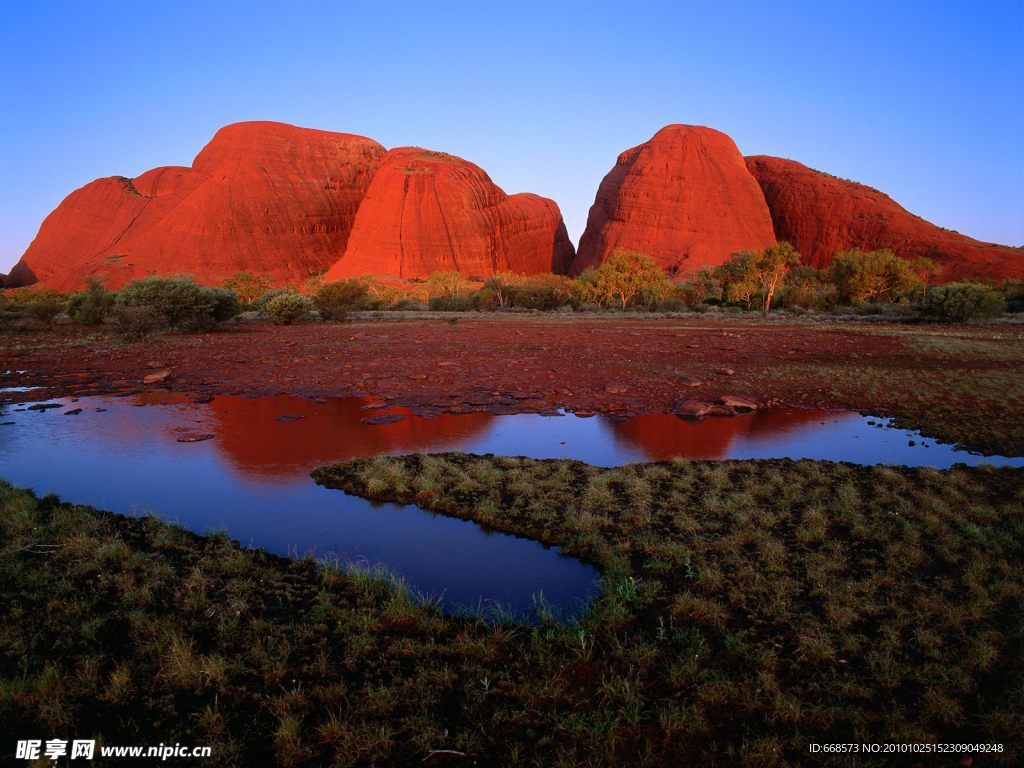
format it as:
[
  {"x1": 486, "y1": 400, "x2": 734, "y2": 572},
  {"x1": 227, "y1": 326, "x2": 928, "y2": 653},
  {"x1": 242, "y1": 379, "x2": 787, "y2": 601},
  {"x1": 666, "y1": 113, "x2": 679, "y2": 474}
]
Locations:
[
  {"x1": 718, "y1": 395, "x2": 757, "y2": 411},
  {"x1": 360, "y1": 414, "x2": 406, "y2": 426},
  {"x1": 275, "y1": 413, "x2": 305, "y2": 422},
  {"x1": 676, "y1": 400, "x2": 716, "y2": 418},
  {"x1": 143, "y1": 370, "x2": 171, "y2": 385},
  {"x1": 27, "y1": 403, "x2": 63, "y2": 411},
  {"x1": 177, "y1": 433, "x2": 215, "y2": 443},
  {"x1": 191, "y1": 395, "x2": 214, "y2": 404},
  {"x1": 63, "y1": 408, "x2": 83, "y2": 416}
]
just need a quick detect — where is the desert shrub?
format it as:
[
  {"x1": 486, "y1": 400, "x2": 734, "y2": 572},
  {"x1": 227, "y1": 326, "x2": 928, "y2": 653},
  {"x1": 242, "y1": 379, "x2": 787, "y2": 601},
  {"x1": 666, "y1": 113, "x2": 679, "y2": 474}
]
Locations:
[
  {"x1": 221, "y1": 272, "x2": 272, "y2": 305},
  {"x1": 425, "y1": 271, "x2": 473, "y2": 301},
  {"x1": 67, "y1": 278, "x2": 116, "y2": 325},
  {"x1": 265, "y1": 292, "x2": 313, "y2": 324},
  {"x1": 314, "y1": 279, "x2": 369, "y2": 320},
  {"x1": 481, "y1": 274, "x2": 519, "y2": 308},
  {"x1": 428, "y1": 294, "x2": 473, "y2": 311},
  {"x1": 827, "y1": 248, "x2": 921, "y2": 305},
  {"x1": 205, "y1": 287, "x2": 241, "y2": 323},
  {"x1": 676, "y1": 269, "x2": 722, "y2": 308},
  {"x1": 779, "y1": 265, "x2": 837, "y2": 310},
  {"x1": 510, "y1": 274, "x2": 574, "y2": 310},
  {"x1": 22, "y1": 297, "x2": 67, "y2": 323},
  {"x1": 253, "y1": 289, "x2": 290, "y2": 310},
  {"x1": 118, "y1": 277, "x2": 231, "y2": 331},
  {"x1": 109, "y1": 305, "x2": 168, "y2": 341},
  {"x1": 1000, "y1": 280, "x2": 1024, "y2": 313},
  {"x1": 470, "y1": 287, "x2": 498, "y2": 311},
  {"x1": 391, "y1": 298, "x2": 426, "y2": 311},
  {"x1": 357, "y1": 276, "x2": 407, "y2": 308},
  {"x1": 920, "y1": 282, "x2": 1006, "y2": 322}
]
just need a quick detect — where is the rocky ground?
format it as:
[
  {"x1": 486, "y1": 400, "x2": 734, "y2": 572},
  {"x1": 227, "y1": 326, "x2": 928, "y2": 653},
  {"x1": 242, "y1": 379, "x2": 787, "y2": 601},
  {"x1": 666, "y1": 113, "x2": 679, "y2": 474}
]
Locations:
[{"x1": 2, "y1": 313, "x2": 1022, "y2": 454}]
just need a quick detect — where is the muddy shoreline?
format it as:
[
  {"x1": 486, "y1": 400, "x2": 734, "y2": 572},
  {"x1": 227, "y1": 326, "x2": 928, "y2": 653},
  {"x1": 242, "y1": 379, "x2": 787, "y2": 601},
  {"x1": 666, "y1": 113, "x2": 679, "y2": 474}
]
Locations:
[{"x1": 3, "y1": 314, "x2": 1023, "y2": 453}]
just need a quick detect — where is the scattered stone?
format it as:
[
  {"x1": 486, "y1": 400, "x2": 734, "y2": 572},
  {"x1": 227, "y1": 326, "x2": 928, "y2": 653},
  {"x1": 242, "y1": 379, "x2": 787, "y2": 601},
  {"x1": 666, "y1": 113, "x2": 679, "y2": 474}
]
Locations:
[
  {"x1": 63, "y1": 408, "x2": 83, "y2": 416},
  {"x1": 605, "y1": 383, "x2": 629, "y2": 394},
  {"x1": 143, "y1": 369, "x2": 171, "y2": 385},
  {"x1": 146, "y1": 360, "x2": 166, "y2": 369},
  {"x1": 27, "y1": 403, "x2": 63, "y2": 411},
  {"x1": 675, "y1": 400, "x2": 717, "y2": 418},
  {"x1": 718, "y1": 395, "x2": 757, "y2": 411},
  {"x1": 360, "y1": 414, "x2": 406, "y2": 426},
  {"x1": 678, "y1": 376, "x2": 704, "y2": 387},
  {"x1": 176, "y1": 433, "x2": 215, "y2": 443},
  {"x1": 718, "y1": 368, "x2": 736, "y2": 376}
]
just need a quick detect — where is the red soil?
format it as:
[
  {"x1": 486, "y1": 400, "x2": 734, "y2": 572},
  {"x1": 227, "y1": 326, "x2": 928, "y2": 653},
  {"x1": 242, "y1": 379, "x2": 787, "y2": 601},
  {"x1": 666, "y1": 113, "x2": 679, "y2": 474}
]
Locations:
[
  {"x1": 572, "y1": 126, "x2": 776, "y2": 276},
  {"x1": 746, "y1": 155, "x2": 1024, "y2": 281},
  {"x1": 0, "y1": 317, "x2": 910, "y2": 416}
]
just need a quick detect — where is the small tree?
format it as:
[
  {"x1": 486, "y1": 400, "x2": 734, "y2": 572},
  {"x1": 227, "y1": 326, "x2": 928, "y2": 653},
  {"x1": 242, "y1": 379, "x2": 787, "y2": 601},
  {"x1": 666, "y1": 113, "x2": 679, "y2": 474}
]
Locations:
[
  {"x1": 222, "y1": 272, "x2": 272, "y2": 305},
  {"x1": 716, "y1": 251, "x2": 760, "y2": 309},
  {"x1": 426, "y1": 271, "x2": 473, "y2": 301},
  {"x1": 753, "y1": 242, "x2": 801, "y2": 312},
  {"x1": 586, "y1": 249, "x2": 671, "y2": 310},
  {"x1": 678, "y1": 268, "x2": 722, "y2": 307},
  {"x1": 482, "y1": 273, "x2": 521, "y2": 308},
  {"x1": 911, "y1": 257, "x2": 941, "y2": 291},
  {"x1": 827, "y1": 248, "x2": 922, "y2": 305}
]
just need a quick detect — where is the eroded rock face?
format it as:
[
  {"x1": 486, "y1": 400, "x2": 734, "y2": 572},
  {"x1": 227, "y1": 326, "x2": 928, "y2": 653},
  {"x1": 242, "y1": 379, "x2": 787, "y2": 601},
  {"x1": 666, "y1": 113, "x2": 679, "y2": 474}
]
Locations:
[
  {"x1": 746, "y1": 155, "x2": 1024, "y2": 281},
  {"x1": 324, "y1": 147, "x2": 574, "y2": 280},
  {"x1": 7, "y1": 122, "x2": 387, "y2": 290},
  {"x1": 571, "y1": 125, "x2": 776, "y2": 276}
]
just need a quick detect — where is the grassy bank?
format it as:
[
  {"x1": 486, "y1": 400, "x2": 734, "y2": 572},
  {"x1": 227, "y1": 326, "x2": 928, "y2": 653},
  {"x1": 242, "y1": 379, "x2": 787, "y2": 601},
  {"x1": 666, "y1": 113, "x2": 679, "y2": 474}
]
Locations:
[{"x1": 3, "y1": 454, "x2": 1022, "y2": 766}]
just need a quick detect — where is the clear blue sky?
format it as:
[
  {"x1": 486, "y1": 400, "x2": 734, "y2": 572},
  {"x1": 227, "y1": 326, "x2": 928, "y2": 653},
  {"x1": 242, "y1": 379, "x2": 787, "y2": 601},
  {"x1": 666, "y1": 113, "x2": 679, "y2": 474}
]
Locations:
[{"x1": 2, "y1": 1, "x2": 1022, "y2": 273}]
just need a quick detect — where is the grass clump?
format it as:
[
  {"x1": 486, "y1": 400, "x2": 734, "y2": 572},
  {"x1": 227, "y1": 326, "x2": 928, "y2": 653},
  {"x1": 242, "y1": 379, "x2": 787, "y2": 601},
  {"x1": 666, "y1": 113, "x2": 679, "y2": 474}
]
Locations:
[
  {"x1": 4, "y1": 455, "x2": 1022, "y2": 766},
  {"x1": 265, "y1": 292, "x2": 313, "y2": 325}
]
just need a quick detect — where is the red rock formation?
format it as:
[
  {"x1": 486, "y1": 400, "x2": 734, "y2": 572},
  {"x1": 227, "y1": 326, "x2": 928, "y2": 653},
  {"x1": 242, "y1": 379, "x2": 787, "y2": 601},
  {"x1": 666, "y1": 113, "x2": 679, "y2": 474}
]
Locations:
[
  {"x1": 572, "y1": 125, "x2": 776, "y2": 276},
  {"x1": 324, "y1": 147, "x2": 574, "y2": 281},
  {"x1": 7, "y1": 122, "x2": 386, "y2": 290},
  {"x1": 746, "y1": 155, "x2": 1024, "y2": 281}
]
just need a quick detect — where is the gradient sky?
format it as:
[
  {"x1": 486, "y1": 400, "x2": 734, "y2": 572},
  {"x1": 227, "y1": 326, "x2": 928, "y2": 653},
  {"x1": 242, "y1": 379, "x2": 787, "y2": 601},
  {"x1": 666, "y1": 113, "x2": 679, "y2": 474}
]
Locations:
[{"x1": 2, "y1": 1, "x2": 1022, "y2": 273}]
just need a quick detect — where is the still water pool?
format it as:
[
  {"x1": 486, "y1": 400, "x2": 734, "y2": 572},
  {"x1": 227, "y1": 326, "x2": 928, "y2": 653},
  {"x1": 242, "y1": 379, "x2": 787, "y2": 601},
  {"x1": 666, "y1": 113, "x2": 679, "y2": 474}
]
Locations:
[{"x1": 1, "y1": 392, "x2": 1020, "y2": 618}]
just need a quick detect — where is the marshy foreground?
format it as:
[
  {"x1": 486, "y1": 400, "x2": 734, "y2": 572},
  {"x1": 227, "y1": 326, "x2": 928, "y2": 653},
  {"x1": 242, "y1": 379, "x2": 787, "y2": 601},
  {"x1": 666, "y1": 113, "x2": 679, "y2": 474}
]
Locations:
[{"x1": 1, "y1": 315, "x2": 1022, "y2": 766}]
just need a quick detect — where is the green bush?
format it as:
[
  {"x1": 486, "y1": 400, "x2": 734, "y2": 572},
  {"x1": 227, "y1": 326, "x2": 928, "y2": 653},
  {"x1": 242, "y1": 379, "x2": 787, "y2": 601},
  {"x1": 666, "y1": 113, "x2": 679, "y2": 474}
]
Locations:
[
  {"x1": 221, "y1": 272, "x2": 272, "y2": 305},
  {"x1": 265, "y1": 292, "x2": 313, "y2": 324},
  {"x1": 109, "y1": 304, "x2": 168, "y2": 341},
  {"x1": 827, "y1": 248, "x2": 922, "y2": 305},
  {"x1": 428, "y1": 294, "x2": 473, "y2": 311},
  {"x1": 22, "y1": 297, "x2": 67, "y2": 323},
  {"x1": 779, "y1": 265, "x2": 838, "y2": 310},
  {"x1": 509, "y1": 274, "x2": 574, "y2": 310},
  {"x1": 314, "y1": 279, "x2": 369, "y2": 320},
  {"x1": 575, "y1": 250, "x2": 671, "y2": 309},
  {"x1": 67, "y1": 279, "x2": 115, "y2": 325},
  {"x1": 920, "y1": 282, "x2": 1006, "y2": 322},
  {"x1": 117, "y1": 277, "x2": 236, "y2": 331}
]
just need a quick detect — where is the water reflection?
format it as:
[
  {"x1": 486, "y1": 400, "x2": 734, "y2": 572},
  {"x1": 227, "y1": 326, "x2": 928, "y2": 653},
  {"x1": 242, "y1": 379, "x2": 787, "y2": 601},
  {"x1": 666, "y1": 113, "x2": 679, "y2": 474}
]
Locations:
[{"x1": 1, "y1": 393, "x2": 1020, "y2": 617}]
